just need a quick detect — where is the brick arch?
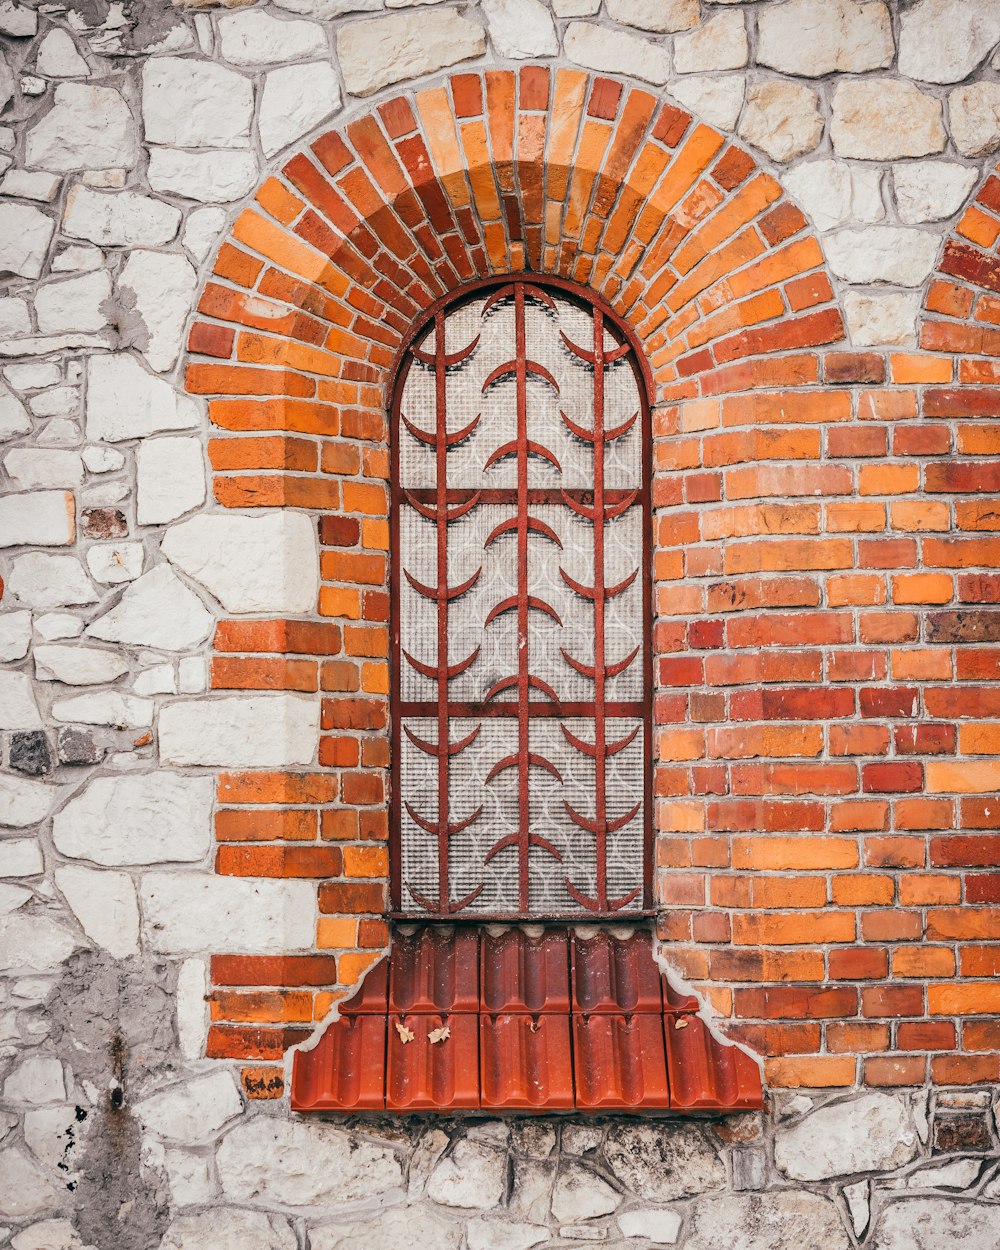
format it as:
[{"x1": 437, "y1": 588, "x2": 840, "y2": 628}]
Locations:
[{"x1": 186, "y1": 66, "x2": 993, "y2": 1098}]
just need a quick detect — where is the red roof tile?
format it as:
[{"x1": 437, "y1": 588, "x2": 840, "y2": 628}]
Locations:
[{"x1": 291, "y1": 926, "x2": 763, "y2": 1114}]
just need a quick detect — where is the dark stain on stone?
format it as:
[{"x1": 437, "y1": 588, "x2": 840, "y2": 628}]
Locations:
[
  {"x1": 82, "y1": 508, "x2": 128, "y2": 539},
  {"x1": 57, "y1": 726, "x2": 106, "y2": 766},
  {"x1": 933, "y1": 1112, "x2": 994, "y2": 1154}
]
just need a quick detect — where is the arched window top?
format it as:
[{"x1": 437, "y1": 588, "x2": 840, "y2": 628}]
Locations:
[{"x1": 390, "y1": 277, "x2": 653, "y2": 921}]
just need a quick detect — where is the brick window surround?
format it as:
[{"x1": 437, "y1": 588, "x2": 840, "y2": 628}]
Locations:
[{"x1": 184, "y1": 65, "x2": 1000, "y2": 1102}]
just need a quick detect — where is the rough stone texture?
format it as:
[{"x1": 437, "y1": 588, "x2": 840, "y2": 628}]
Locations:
[
  {"x1": 949, "y1": 83, "x2": 1000, "y2": 157},
  {"x1": 216, "y1": 1118, "x2": 403, "y2": 1207},
  {"x1": 64, "y1": 186, "x2": 181, "y2": 249},
  {"x1": 0, "y1": 672, "x2": 43, "y2": 729},
  {"x1": 757, "y1": 0, "x2": 892, "y2": 76},
  {"x1": 8, "y1": 553, "x2": 96, "y2": 609},
  {"x1": 136, "y1": 1072, "x2": 242, "y2": 1143},
  {"x1": 893, "y1": 162, "x2": 978, "y2": 224},
  {"x1": 259, "y1": 62, "x2": 342, "y2": 157},
  {"x1": 831, "y1": 80, "x2": 946, "y2": 159},
  {"x1": 136, "y1": 437, "x2": 206, "y2": 525},
  {"x1": 86, "y1": 355, "x2": 199, "y2": 441},
  {"x1": 824, "y1": 227, "x2": 940, "y2": 287},
  {"x1": 775, "y1": 1093, "x2": 920, "y2": 1179},
  {"x1": 0, "y1": 773, "x2": 59, "y2": 826},
  {"x1": 85, "y1": 565, "x2": 213, "y2": 651},
  {"x1": 670, "y1": 76, "x2": 745, "y2": 130},
  {"x1": 0, "y1": 204, "x2": 55, "y2": 279},
  {"x1": 844, "y1": 291, "x2": 921, "y2": 348},
  {"x1": 550, "y1": 1163, "x2": 621, "y2": 1221},
  {"x1": 25, "y1": 83, "x2": 137, "y2": 172},
  {"x1": 0, "y1": 1148, "x2": 60, "y2": 1219},
  {"x1": 618, "y1": 1209, "x2": 683, "y2": 1243},
  {"x1": 52, "y1": 772, "x2": 213, "y2": 866},
  {"x1": 160, "y1": 1209, "x2": 296, "y2": 1250},
  {"x1": 483, "y1": 0, "x2": 557, "y2": 57},
  {"x1": 147, "y1": 148, "x2": 258, "y2": 205},
  {"x1": 899, "y1": 0, "x2": 1000, "y2": 85},
  {"x1": 564, "y1": 21, "x2": 670, "y2": 84},
  {"x1": 738, "y1": 82, "x2": 823, "y2": 162},
  {"x1": 34, "y1": 644, "x2": 128, "y2": 684},
  {"x1": 783, "y1": 160, "x2": 883, "y2": 232},
  {"x1": 55, "y1": 865, "x2": 139, "y2": 958},
  {"x1": 673, "y1": 12, "x2": 748, "y2": 73},
  {"x1": 161, "y1": 513, "x2": 318, "y2": 613},
  {"x1": 312, "y1": 1207, "x2": 463, "y2": 1250},
  {"x1": 118, "y1": 251, "x2": 197, "y2": 372},
  {"x1": 605, "y1": 1123, "x2": 726, "y2": 1201},
  {"x1": 686, "y1": 1192, "x2": 849, "y2": 1250},
  {"x1": 870, "y1": 1198, "x2": 997, "y2": 1249},
  {"x1": 216, "y1": 9, "x2": 327, "y2": 65},
  {"x1": 142, "y1": 58, "x2": 253, "y2": 148},
  {"x1": 338, "y1": 11, "x2": 485, "y2": 96},
  {"x1": 606, "y1": 0, "x2": 697, "y2": 32}
]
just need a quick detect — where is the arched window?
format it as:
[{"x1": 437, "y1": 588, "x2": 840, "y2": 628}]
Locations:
[{"x1": 390, "y1": 277, "x2": 653, "y2": 921}]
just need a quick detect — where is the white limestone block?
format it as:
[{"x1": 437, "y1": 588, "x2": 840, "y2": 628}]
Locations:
[
  {"x1": 0, "y1": 204, "x2": 54, "y2": 279},
  {"x1": 618, "y1": 1210, "x2": 683, "y2": 1245},
  {"x1": 0, "y1": 775, "x2": 60, "y2": 828},
  {"x1": 313, "y1": 1209, "x2": 461, "y2": 1250},
  {"x1": 182, "y1": 207, "x2": 227, "y2": 262},
  {"x1": 7, "y1": 553, "x2": 97, "y2": 609},
  {"x1": 51, "y1": 243, "x2": 103, "y2": 273},
  {"x1": 35, "y1": 612, "x2": 83, "y2": 640},
  {"x1": 51, "y1": 691, "x2": 153, "y2": 728},
  {"x1": 0, "y1": 611, "x2": 31, "y2": 661},
  {"x1": 52, "y1": 772, "x2": 213, "y2": 866},
  {"x1": 465, "y1": 1220, "x2": 546, "y2": 1250},
  {"x1": 893, "y1": 162, "x2": 978, "y2": 224},
  {"x1": 0, "y1": 384, "x2": 30, "y2": 441},
  {"x1": 25, "y1": 83, "x2": 137, "y2": 172},
  {"x1": 0, "y1": 912, "x2": 79, "y2": 974},
  {"x1": 161, "y1": 512, "x2": 318, "y2": 613},
  {"x1": 23, "y1": 1105, "x2": 88, "y2": 1176},
  {"x1": 216, "y1": 1117, "x2": 402, "y2": 1207},
  {"x1": 831, "y1": 80, "x2": 946, "y2": 160},
  {"x1": 118, "y1": 250, "x2": 197, "y2": 373},
  {"x1": 757, "y1": 0, "x2": 892, "y2": 76},
  {"x1": 86, "y1": 355, "x2": 199, "y2": 442},
  {"x1": 274, "y1": 0, "x2": 379, "y2": 12},
  {"x1": 161, "y1": 1209, "x2": 296, "y2": 1250},
  {"x1": 3, "y1": 449, "x2": 83, "y2": 489},
  {"x1": 136, "y1": 1072, "x2": 242, "y2": 1143},
  {"x1": 148, "y1": 148, "x2": 258, "y2": 205},
  {"x1": 159, "y1": 694, "x2": 320, "y2": 767},
  {"x1": 217, "y1": 9, "x2": 327, "y2": 64},
  {"x1": 55, "y1": 865, "x2": 139, "y2": 958},
  {"x1": 950, "y1": 83, "x2": 1000, "y2": 157},
  {"x1": 673, "y1": 11, "x2": 747, "y2": 73},
  {"x1": 844, "y1": 291, "x2": 920, "y2": 348},
  {"x1": 553, "y1": 0, "x2": 599, "y2": 13},
  {"x1": 0, "y1": 1148, "x2": 59, "y2": 1219},
  {"x1": 670, "y1": 76, "x2": 745, "y2": 131},
  {"x1": 81, "y1": 445, "x2": 124, "y2": 473},
  {"x1": 34, "y1": 271, "x2": 111, "y2": 336},
  {"x1": 775, "y1": 1093, "x2": 919, "y2": 1179},
  {"x1": 606, "y1": 0, "x2": 697, "y2": 32},
  {"x1": 63, "y1": 186, "x2": 181, "y2": 248},
  {"x1": 11, "y1": 1219, "x2": 91, "y2": 1250},
  {"x1": 0, "y1": 170, "x2": 61, "y2": 202},
  {"x1": 482, "y1": 0, "x2": 557, "y2": 57},
  {"x1": 86, "y1": 565, "x2": 212, "y2": 651},
  {"x1": 3, "y1": 1057, "x2": 67, "y2": 1105},
  {"x1": 824, "y1": 227, "x2": 940, "y2": 287},
  {"x1": 133, "y1": 664, "x2": 175, "y2": 696},
  {"x1": 0, "y1": 840, "x2": 44, "y2": 878},
  {"x1": 176, "y1": 958, "x2": 207, "y2": 1061},
  {"x1": 142, "y1": 57, "x2": 253, "y2": 149},
  {"x1": 0, "y1": 673, "x2": 42, "y2": 729},
  {"x1": 86, "y1": 543, "x2": 144, "y2": 585},
  {"x1": 259, "y1": 62, "x2": 341, "y2": 157},
  {"x1": 783, "y1": 160, "x2": 884, "y2": 232},
  {"x1": 899, "y1": 0, "x2": 1000, "y2": 84},
  {"x1": 550, "y1": 1164, "x2": 621, "y2": 1222},
  {"x1": 868, "y1": 1198, "x2": 995, "y2": 1250},
  {"x1": 0, "y1": 2, "x2": 37, "y2": 36},
  {"x1": 685, "y1": 1192, "x2": 848, "y2": 1250},
  {"x1": 34, "y1": 644, "x2": 128, "y2": 685},
  {"x1": 36, "y1": 29, "x2": 89, "y2": 78},
  {"x1": 337, "y1": 10, "x2": 485, "y2": 97},
  {"x1": 0, "y1": 296, "x2": 30, "y2": 334},
  {"x1": 140, "y1": 872, "x2": 316, "y2": 954},
  {"x1": 564, "y1": 21, "x2": 670, "y2": 84},
  {"x1": 738, "y1": 81, "x2": 823, "y2": 163}
]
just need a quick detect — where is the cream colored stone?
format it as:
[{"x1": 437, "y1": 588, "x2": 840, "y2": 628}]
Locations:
[
  {"x1": 738, "y1": 81, "x2": 822, "y2": 163},
  {"x1": 142, "y1": 57, "x2": 253, "y2": 148},
  {"x1": 607, "y1": 0, "x2": 697, "y2": 32},
  {"x1": 25, "y1": 83, "x2": 137, "y2": 171},
  {"x1": 119, "y1": 251, "x2": 197, "y2": 372},
  {"x1": 783, "y1": 160, "x2": 884, "y2": 232},
  {"x1": 259, "y1": 62, "x2": 341, "y2": 157},
  {"x1": 217, "y1": 9, "x2": 327, "y2": 65},
  {"x1": 899, "y1": 0, "x2": 1000, "y2": 85},
  {"x1": 831, "y1": 80, "x2": 945, "y2": 160},
  {"x1": 55, "y1": 866, "x2": 139, "y2": 957},
  {"x1": 757, "y1": 0, "x2": 892, "y2": 76},
  {"x1": 824, "y1": 227, "x2": 940, "y2": 287},
  {"x1": 159, "y1": 694, "x2": 320, "y2": 767},
  {"x1": 670, "y1": 76, "x2": 744, "y2": 131},
  {"x1": 483, "y1": 0, "x2": 557, "y2": 57},
  {"x1": 893, "y1": 162, "x2": 977, "y2": 225},
  {"x1": 673, "y1": 11, "x2": 747, "y2": 73},
  {"x1": 565, "y1": 21, "x2": 670, "y2": 84},
  {"x1": 949, "y1": 83, "x2": 1000, "y2": 158},
  {"x1": 338, "y1": 10, "x2": 485, "y2": 97}
]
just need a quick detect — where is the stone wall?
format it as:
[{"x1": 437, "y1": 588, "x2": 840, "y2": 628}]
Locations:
[{"x1": 2, "y1": 0, "x2": 1000, "y2": 1246}]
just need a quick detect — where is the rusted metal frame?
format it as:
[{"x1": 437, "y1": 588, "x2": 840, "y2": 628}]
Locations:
[{"x1": 399, "y1": 701, "x2": 645, "y2": 719}]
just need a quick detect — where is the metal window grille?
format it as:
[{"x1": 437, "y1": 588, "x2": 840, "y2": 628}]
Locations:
[{"x1": 390, "y1": 278, "x2": 653, "y2": 921}]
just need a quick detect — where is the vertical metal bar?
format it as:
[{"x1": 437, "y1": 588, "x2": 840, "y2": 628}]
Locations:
[
  {"x1": 514, "y1": 281, "x2": 532, "y2": 912},
  {"x1": 432, "y1": 310, "x2": 451, "y2": 912},
  {"x1": 591, "y1": 307, "x2": 609, "y2": 912}
]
